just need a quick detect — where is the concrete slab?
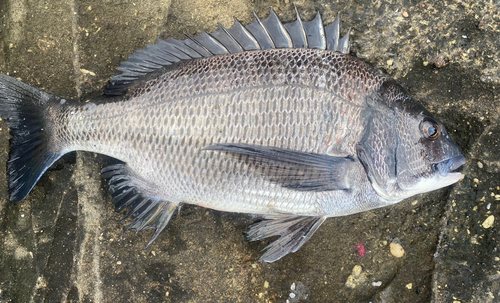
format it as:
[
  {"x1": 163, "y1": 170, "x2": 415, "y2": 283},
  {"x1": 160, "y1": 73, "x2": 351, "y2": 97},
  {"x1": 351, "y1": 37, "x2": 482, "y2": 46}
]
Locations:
[{"x1": 0, "y1": 0, "x2": 498, "y2": 302}]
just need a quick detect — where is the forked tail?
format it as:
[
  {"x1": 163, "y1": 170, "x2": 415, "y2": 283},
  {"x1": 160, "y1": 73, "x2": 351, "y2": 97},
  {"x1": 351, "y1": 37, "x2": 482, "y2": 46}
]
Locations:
[{"x1": 0, "y1": 74, "x2": 64, "y2": 202}]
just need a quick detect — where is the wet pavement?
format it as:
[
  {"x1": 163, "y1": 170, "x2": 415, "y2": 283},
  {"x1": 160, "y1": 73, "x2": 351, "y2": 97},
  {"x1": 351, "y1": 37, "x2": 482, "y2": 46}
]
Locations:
[{"x1": 0, "y1": 0, "x2": 499, "y2": 302}]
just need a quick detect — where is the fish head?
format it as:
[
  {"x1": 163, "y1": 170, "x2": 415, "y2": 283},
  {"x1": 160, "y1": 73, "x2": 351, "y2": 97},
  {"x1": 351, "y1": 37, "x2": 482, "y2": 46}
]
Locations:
[{"x1": 357, "y1": 81, "x2": 465, "y2": 203}]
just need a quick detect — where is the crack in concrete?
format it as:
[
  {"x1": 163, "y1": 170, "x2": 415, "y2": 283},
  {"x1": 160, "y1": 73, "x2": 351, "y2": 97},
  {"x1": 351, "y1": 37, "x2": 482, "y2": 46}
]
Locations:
[
  {"x1": 70, "y1": 0, "x2": 82, "y2": 99},
  {"x1": 28, "y1": 191, "x2": 68, "y2": 303},
  {"x1": 6, "y1": 0, "x2": 26, "y2": 47},
  {"x1": 68, "y1": 0, "x2": 104, "y2": 301},
  {"x1": 74, "y1": 155, "x2": 104, "y2": 303}
]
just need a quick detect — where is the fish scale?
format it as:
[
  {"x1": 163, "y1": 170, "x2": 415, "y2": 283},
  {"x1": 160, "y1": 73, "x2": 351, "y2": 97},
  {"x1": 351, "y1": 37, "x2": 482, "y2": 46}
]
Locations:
[{"x1": 0, "y1": 9, "x2": 464, "y2": 262}]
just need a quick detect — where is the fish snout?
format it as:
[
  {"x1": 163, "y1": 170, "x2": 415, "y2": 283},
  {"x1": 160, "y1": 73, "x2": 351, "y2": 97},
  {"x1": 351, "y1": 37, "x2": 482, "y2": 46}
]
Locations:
[{"x1": 435, "y1": 154, "x2": 466, "y2": 176}]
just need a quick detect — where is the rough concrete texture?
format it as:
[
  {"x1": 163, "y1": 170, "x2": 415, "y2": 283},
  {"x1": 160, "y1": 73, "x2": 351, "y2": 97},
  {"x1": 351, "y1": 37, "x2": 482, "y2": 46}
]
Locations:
[{"x1": 0, "y1": 0, "x2": 499, "y2": 302}]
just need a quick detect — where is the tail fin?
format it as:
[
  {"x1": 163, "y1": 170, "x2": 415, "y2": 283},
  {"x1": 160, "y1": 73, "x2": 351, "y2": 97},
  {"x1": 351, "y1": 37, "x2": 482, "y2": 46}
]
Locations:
[{"x1": 0, "y1": 74, "x2": 64, "y2": 202}]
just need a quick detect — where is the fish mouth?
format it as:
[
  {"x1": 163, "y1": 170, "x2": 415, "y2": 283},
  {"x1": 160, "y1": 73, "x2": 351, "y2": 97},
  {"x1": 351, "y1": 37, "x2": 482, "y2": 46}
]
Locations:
[{"x1": 434, "y1": 155, "x2": 466, "y2": 176}]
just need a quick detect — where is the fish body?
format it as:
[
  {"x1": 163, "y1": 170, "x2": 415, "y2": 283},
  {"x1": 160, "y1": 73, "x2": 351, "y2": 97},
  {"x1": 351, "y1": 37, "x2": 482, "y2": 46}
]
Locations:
[
  {"x1": 63, "y1": 48, "x2": 382, "y2": 216},
  {"x1": 0, "y1": 9, "x2": 465, "y2": 262}
]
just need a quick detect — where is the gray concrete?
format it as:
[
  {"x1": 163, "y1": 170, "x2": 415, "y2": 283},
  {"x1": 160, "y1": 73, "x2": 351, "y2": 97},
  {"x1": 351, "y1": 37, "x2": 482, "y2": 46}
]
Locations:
[{"x1": 0, "y1": 0, "x2": 499, "y2": 302}]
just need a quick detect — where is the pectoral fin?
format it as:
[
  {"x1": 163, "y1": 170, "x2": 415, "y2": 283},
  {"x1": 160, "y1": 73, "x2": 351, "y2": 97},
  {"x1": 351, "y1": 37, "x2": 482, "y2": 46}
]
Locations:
[
  {"x1": 245, "y1": 215, "x2": 327, "y2": 262},
  {"x1": 205, "y1": 143, "x2": 354, "y2": 191}
]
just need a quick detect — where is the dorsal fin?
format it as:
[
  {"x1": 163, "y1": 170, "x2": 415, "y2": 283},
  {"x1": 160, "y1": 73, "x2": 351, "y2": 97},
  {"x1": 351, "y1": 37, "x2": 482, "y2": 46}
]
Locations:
[{"x1": 105, "y1": 7, "x2": 351, "y2": 95}]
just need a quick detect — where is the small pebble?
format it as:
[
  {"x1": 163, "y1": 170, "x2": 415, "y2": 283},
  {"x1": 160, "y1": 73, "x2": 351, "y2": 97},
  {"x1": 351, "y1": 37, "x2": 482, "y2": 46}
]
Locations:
[
  {"x1": 291, "y1": 282, "x2": 296, "y2": 291},
  {"x1": 402, "y1": 11, "x2": 409, "y2": 18},
  {"x1": 390, "y1": 242, "x2": 405, "y2": 258},
  {"x1": 477, "y1": 19, "x2": 487, "y2": 30},
  {"x1": 264, "y1": 281, "x2": 269, "y2": 288},
  {"x1": 116, "y1": 261, "x2": 122, "y2": 265},
  {"x1": 372, "y1": 281, "x2": 382, "y2": 287},
  {"x1": 289, "y1": 293, "x2": 296, "y2": 298},
  {"x1": 345, "y1": 265, "x2": 366, "y2": 289},
  {"x1": 482, "y1": 215, "x2": 495, "y2": 229},
  {"x1": 477, "y1": 161, "x2": 483, "y2": 169},
  {"x1": 433, "y1": 55, "x2": 446, "y2": 68},
  {"x1": 406, "y1": 283, "x2": 413, "y2": 289}
]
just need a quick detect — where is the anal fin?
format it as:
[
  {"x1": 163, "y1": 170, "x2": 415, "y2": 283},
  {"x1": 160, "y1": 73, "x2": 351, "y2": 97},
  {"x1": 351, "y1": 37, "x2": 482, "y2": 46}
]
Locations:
[
  {"x1": 245, "y1": 215, "x2": 326, "y2": 262},
  {"x1": 102, "y1": 164, "x2": 177, "y2": 247}
]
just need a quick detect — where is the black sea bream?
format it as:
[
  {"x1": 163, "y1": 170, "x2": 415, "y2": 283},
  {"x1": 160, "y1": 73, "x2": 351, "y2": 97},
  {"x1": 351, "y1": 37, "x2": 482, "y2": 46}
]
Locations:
[{"x1": 0, "y1": 9, "x2": 465, "y2": 262}]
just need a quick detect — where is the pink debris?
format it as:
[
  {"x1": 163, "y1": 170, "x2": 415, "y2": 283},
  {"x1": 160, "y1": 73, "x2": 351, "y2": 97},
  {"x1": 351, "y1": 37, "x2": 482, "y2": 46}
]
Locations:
[{"x1": 352, "y1": 242, "x2": 366, "y2": 257}]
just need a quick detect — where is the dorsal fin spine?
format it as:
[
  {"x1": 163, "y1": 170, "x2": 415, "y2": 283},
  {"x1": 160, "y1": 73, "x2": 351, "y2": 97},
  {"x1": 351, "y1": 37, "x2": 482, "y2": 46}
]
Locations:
[
  {"x1": 262, "y1": 8, "x2": 293, "y2": 48},
  {"x1": 339, "y1": 29, "x2": 351, "y2": 53},
  {"x1": 284, "y1": 6, "x2": 307, "y2": 48},
  {"x1": 195, "y1": 30, "x2": 229, "y2": 55},
  {"x1": 252, "y1": 10, "x2": 273, "y2": 47},
  {"x1": 221, "y1": 25, "x2": 244, "y2": 50},
  {"x1": 185, "y1": 33, "x2": 214, "y2": 56},
  {"x1": 325, "y1": 15, "x2": 340, "y2": 51},
  {"x1": 303, "y1": 12, "x2": 326, "y2": 49},
  {"x1": 106, "y1": 7, "x2": 352, "y2": 95},
  {"x1": 228, "y1": 18, "x2": 260, "y2": 50},
  {"x1": 210, "y1": 24, "x2": 244, "y2": 53},
  {"x1": 245, "y1": 11, "x2": 274, "y2": 49},
  {"x1": 167, "y1": 38, "x2": 204, "y2": 58}
]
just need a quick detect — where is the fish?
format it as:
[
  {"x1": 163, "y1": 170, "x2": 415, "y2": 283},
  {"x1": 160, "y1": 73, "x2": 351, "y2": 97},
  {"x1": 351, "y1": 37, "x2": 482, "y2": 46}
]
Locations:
[{"x1": 0, "y1": 8, "x2": 465, "y2": 262}]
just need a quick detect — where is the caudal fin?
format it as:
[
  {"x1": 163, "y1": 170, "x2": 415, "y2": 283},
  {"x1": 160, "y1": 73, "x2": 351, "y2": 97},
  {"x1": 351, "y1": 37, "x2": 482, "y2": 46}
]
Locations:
[{"x1": 0, "y1": 74, "x2": 63, "y2": 202}]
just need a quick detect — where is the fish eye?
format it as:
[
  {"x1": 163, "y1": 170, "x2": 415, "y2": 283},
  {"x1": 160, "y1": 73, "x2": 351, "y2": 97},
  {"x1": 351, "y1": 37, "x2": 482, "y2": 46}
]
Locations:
[{"x1": 421, "y1": 120, "x2": 440, "y2": 140}]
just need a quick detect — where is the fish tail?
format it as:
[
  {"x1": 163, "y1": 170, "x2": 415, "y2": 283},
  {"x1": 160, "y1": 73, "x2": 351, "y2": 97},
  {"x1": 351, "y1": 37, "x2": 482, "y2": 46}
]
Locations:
[{"x1": 0, "y1": 74, "x2": 65, "y2": 202}]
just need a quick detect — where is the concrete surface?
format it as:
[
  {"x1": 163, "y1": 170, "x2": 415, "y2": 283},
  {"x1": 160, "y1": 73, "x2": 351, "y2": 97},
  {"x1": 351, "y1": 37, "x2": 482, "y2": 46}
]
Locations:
[{"x1": 0, "y1": 0, "x2": 499, "y2": 302}]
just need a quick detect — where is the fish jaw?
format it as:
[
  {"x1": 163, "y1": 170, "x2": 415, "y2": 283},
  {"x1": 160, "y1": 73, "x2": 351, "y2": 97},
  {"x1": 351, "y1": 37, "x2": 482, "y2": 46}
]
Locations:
[
  {"x1": 373, "y1": 168, "x2": 464, "y2": 204},
  {"x1": 415, "y1": 154, "x2": 466, "y2": 194},
  {"x1": 435, "y1": 154, "x2": 466, "y2": 176}
]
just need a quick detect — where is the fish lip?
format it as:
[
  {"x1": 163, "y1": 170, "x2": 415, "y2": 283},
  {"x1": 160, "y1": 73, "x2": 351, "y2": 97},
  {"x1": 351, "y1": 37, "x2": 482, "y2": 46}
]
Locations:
[{"x1": 434, "y1": 155, "x2": 466, "y2": 176}]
